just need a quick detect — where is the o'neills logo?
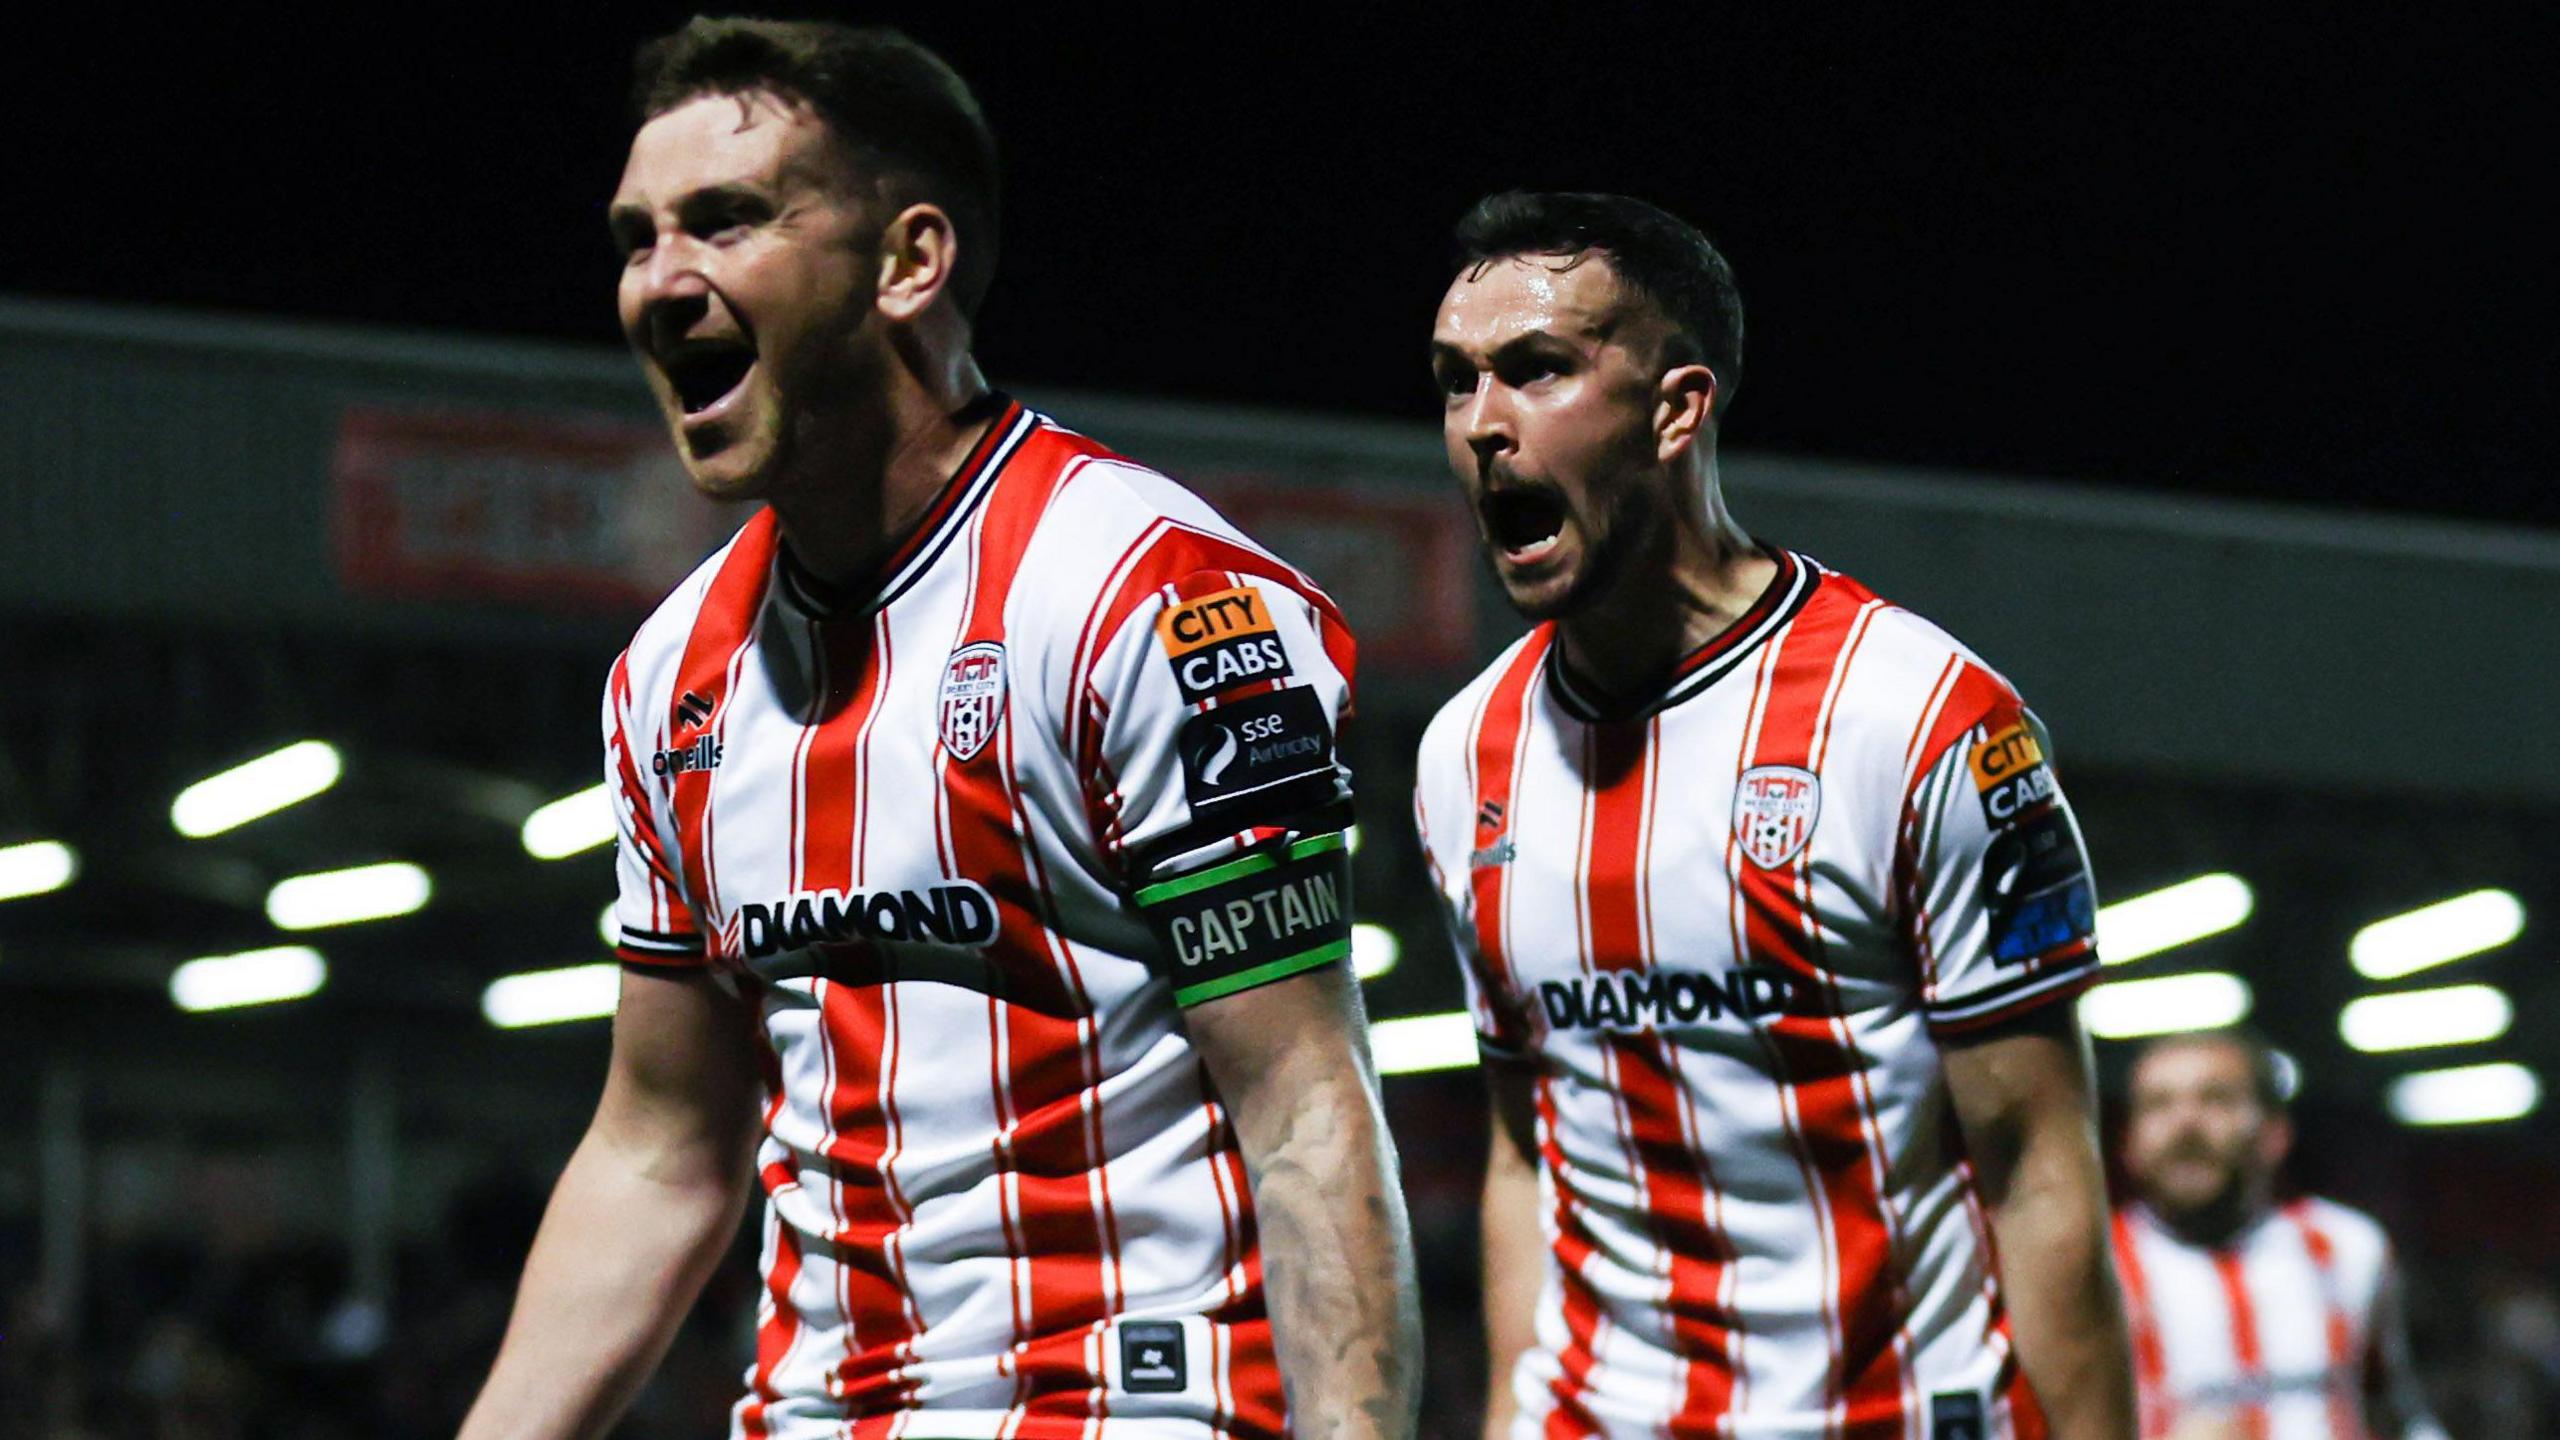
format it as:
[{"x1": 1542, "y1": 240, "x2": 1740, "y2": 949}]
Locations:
[
  {"x1": 652, "y1": 735, "x2": 724, "y2": 775},
  {"x1": 737, "y1": 881, "x2": 997, "y2": 959},
  {"x1": 1539, "y1": 966, "x2": 1809, "y2": 1030}
]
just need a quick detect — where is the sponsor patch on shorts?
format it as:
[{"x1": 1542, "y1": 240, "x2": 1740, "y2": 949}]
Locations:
[
  {"x1": 1157, "y1": 584, "x2": 1294, "y2": 702},
  {"x1": 1119, "y1": 1319, "x2": 1188, "y2": 1394},
  {"x1": 1929, "y1": 1391, "x2": 1985, "y2": 1440}
]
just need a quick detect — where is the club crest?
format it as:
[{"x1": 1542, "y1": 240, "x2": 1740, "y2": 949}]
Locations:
[
  {"x1": 938, "y1": 642, "x2": 1007, "y2": 762},
  {"x1": 1734, "y1": 765, "x2": 1821, "y2": 869}
]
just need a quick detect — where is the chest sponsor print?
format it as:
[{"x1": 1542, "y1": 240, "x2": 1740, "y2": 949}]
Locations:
[
  {"x1": 937, "y1": 641, "x2": 1007, "y2": 761},
  {"x1": 1734, "y1": 764, "x2": 1821, "y2": 869}
]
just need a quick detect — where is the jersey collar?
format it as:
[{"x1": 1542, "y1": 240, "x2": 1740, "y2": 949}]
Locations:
[
  {"x1": 770, "y1": 392, "x2": 1036, "y2": 622},
  {"x1": 1545, "y1": 545, "x2": 1821, "y2": 723}
]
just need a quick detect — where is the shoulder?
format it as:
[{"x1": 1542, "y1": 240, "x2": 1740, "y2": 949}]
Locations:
[
  {"x1": 614, "y1": 510, "x2": 776, "y2": 707},
  {"x1": 1797, "y1": 557, "x2": 2029, "y2": 772},
  {"x1": 2289, "y1": 1195, "x2": 2394, "y2": 1260},
  {"x1": 1417, "y1": 630, "x2": 1552, "y2": 789},
  {"x1": 1011, "y1": 416, "x2": 1338, "y2": 640}
]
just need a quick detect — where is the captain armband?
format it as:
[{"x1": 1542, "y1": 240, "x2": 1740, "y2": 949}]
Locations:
[{"x1": 1131, "y1": 830, "x2": 1353, "y2": 1007}]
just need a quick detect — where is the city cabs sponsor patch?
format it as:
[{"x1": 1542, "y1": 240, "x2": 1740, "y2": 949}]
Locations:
[
  {"x1": 1970, "y1": 719, "x2": 2057, "y2": 822},
  {"x1": 1734, "y1": 764, "x2": 1821, "y2": 869},
  {"x1": 938, "y1": 641, "x2": 1007, "y2": 762},
  {"x1": 1156, "y1": 583, "x2": 1294, "y2": 703}
]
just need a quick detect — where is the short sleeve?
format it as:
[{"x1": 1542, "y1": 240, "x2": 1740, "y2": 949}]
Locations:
[
  {"x1": 603, "y1": 656, "x2": 707, "y2": 967},
  {"x1": 1905, "y1": 697, "x2": 2101, "y2": 1032},
  {"x1": 1088, "y1": 568, "x2": 1358, "y2": 1005}
]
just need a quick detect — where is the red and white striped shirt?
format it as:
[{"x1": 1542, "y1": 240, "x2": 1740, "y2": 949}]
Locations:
[
  {"x1": 1415, "y1": 549, "x2": 2103, "y2": 1440},
  {"x1": 604, "y1": 398, "x2": 1357, "y2": 1440},
  {"x1": 2112, "y1": 1199, "x2": 2440, "y2": 1440}
]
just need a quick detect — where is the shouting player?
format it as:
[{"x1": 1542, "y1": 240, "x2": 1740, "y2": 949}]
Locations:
[
  {"x1": 2113, "y1": 1030, "x2": 2447, "y2": 1440},
  {"x1": 460, "y1": 20, "x2": 1418, "y2": 1440},
  {"x1": 1414, "y1": 192, "x2": 2138, "y2": 1438}
]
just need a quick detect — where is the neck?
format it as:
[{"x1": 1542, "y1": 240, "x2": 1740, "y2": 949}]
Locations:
[
  {"x1": 2147, "y1": 1186, "x2": 2268, "y2": 1251},
  {"x1": 770, "y1": 328, "x2": 992, "y2": 592},
  {"x1": 1554, "y1": 454, "x2": 1773, "y2": 705}
]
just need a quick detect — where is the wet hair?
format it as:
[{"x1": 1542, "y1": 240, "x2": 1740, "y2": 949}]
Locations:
[
  {"x1": 2132, "y1": 1027, "x2": 2293, "y2": 1113},
  {"x1": 633, "y1": 17, "x2": 1001, "y2": 319},
  {"x1": 1453, "y1": 190, "x2": 1745, "y2": 412}
]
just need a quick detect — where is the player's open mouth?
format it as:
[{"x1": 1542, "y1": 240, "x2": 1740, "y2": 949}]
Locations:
[
  {"x1": 1481, "y1": 486, "x2": 1569, "y2": 564},
  {"x1": 663, "y1": 342, "x2": 757, "y2": 421}
]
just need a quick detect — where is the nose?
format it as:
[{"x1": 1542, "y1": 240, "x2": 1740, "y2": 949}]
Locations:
[
  {"x1": 1459, "y1": 377, "x2": 1514, "y2": 472},
  {"x1": 628, "y1": 233, "x2": 713, "y2": 345}
]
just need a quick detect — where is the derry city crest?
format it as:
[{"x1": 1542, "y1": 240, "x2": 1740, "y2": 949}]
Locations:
[
  {"x1": 1734, "y1": 765, "x2": 1821, "y2": 869},
  {"x1": 937, "y1": 642, "x2": 1007, "y2": 762}
]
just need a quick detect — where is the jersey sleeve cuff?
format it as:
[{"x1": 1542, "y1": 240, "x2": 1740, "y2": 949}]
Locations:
[
  {"x1": 616, "y1": 925, "x2": 708, "y2": 967},
  {"x1": 1924, "y1": 951, "x2": 2101, "y2": 1035}
]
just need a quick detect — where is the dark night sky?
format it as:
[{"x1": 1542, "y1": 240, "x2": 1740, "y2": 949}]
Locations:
[{"x1": 23, "y1": 4, "x2": 2555, "y2": 524}]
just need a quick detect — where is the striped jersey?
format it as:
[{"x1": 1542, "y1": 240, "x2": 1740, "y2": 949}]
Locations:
[
  {"x1": 604, "y1": 397, "x2": 1359, "y2": 1440},
  {"x1": 2111, "y1": 1199, "x2": 2444, "y2": 1440},
  {"x1": 1414, "y1": 548, "x2": 2104, "y2": 1440}
]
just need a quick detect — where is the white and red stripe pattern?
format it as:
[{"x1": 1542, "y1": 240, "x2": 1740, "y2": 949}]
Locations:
[
  {"x1": 604, "y1": 398, "x2": 1353, "y2": 1439},
  {"x1": 1416, "y1": 550, "x2": 2101, "y2": 1439},
  {"x1": 2112, "y1": 1199, "x2": 2399, "y2": 1440}
]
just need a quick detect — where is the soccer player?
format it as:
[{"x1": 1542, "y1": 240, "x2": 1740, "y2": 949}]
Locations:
[
  {"x1": 1413, "y1": 192, "x2": 2138, "y2": 1439},
  {"x1": 458, "y1": 20, "x2": 1418, "y2": 1440},
  {"x1": 2113, "y1": 1030, "x2": 2447, "y2": 1440}
]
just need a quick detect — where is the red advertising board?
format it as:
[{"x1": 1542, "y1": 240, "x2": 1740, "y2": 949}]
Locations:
[
  {"x1": 1190, "y1": 476, "x2": 1478, "y2": 673},
  {"x1": 331, "y1": 406, "x2": 743, "y2": 613}
]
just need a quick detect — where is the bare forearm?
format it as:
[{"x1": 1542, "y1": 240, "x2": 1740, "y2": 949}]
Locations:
[
  {"x1": 1984, "y1": 1155, "x2": 2137, "y2": 1440},
  {"x1": 1478, "y1": 1143, "x2": 1543, "y2": 1440},
  {"x1": 1247, "y1": 1080, "x2": 1423, "y2": 1440},
  {"x1": 458, "y1": 1130, "x2": 752, "y2": 1440}
]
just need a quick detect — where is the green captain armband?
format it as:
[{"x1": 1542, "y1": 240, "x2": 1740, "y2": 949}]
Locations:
[{"x1": 1132, "y1": 831, "x2": 1353, "y2": 1006}]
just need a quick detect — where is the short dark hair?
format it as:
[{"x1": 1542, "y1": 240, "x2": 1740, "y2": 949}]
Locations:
[
  {"x1": 2133, "y1": 1027, "x2": 2292, "y2": 1112},
  {"x1": 1454, "y1": 191, "x2": 1744, "y2": 413},
  {"x1": 633, "y1": 17, "x2": 1001, "y2": 320}
]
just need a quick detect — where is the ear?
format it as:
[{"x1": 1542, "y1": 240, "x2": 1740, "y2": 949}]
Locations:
[
  {"x1": 1654, "y1": 362, "x2": 1720, "y2": 464},
  {"x1": 874, "y1": 201, "x2": 960, "y2": 322},
  {"x1": 2258, "y1": 1110, "x2": 2294, "y2": 1173}
]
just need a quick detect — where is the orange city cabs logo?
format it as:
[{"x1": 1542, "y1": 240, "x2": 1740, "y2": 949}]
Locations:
[
  {"x1": 938, "y1": 642, "x2": 1007, "y2": 762},
  {"x1": 1734, "y1": 765, "x2": 1821, "y2": 869},
  {"x1": 1156, "y1": 584, "x2": 1294, "y2": 703}
]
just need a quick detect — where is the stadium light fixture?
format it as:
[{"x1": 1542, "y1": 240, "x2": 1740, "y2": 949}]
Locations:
[
  {"x1": 2096, "y1": 873, "x2": 2253, "y2": 966},
  {"x1": 0, "y1": 840, "x2": 79, "y2": 902},
  {"x1": 1353, "y1": 922, "x2": 1401, "y2": 980},
  {"x1": 265, "y1": 863, "x2": 432, "y2": 930},
  {"x1": 598, "y1": 902, "x2": 619, "y2": 947},
  {"x1": 2079, "y1": 971, "x2": 2252, "y2": 1040},
  {"x1": 171, "y1": 946, "x2": 327, "y2": 1012},
  {"x1": 2349, "y1": 889, "x2": 2523, "y2": 981},
  {"x1": 483, "y1": 963, "x2": 621, "y2": 1028},
  {"x1": 171, "y1": 740, "x2": 343, "y2": 838},
  {"x1": 2339, "y1": 984, "x2": 2513, "y2": 1054},
  {"x1": 1370, "y1": 1011, "x2": 1478, "y2": 1075},
  {"x1": 522, "y1": 784, "x2": 616, "y2": 860},
  {"x1": 1346, "y1": 824, "x2": 1362, "y2": 856},
  {"x1": 2386, "y1": 1062, "x2": 2541, "y2": 1127}
]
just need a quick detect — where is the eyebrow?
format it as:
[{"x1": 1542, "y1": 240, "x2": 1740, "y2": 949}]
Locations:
[{"x1": 605, "y1": 182, "x2": 775, "y2": 238}]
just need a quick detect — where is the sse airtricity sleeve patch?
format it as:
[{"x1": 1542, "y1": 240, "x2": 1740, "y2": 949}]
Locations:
[
  {"x1": 1081, "y1": 563, "x2": 1358, "y2": 1005},
  {"x1": 1905, "y1": 698, "x2": 2101, "y2": 1034}
]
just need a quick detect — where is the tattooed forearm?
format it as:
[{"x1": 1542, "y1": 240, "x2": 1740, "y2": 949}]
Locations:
[{"x1": 1245, "y1": 1079, "x2": 1423, "y2": 1440}]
